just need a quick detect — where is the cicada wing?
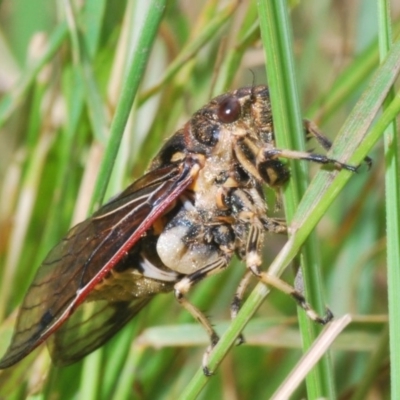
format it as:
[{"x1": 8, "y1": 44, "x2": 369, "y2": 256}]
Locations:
[
  {"x1": 48, "y1": 297, "x2": 152, "y2": 366},
  {"x1": 0, "y1": 160, "x2": 196, "y2": 368}
]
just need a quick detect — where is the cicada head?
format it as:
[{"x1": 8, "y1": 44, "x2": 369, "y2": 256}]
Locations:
[
  {"x1": 150, "y1": 85, "x2": 286, "y2": 189},
  {"x1": 150, "y1": 86, "x2": 274, "y2": 169},
  {"x1": 187, "y1": 85, "x2": 274, "y2": 150}
]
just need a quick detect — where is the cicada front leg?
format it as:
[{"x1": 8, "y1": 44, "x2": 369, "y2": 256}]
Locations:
[
  {"x1": 303, "y1": 119, "x2": 372, "y2": 169},
  {"x1": 303, "y1": 119, "x2": 334, "y2": 151},
  {"x1": 251, "y1": 119, "x2": 361, "y2": 173},
  {"x1": 261, "y1": 147, "x2": 358, "y2": 172}
]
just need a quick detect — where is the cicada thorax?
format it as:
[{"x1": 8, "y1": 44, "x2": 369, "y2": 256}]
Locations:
[{"x1": 141, "y1": 86, "x2": 283, "y2": 278}]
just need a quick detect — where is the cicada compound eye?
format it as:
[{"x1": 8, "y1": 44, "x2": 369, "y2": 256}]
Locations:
[{"x1": 217, "y1": 96, "x2": 241, "y2": 124}]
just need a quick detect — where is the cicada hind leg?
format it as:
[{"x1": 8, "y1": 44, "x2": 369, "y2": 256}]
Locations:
[{"x1": 244, "y1": 223, "x2": 333, "y2": 325}]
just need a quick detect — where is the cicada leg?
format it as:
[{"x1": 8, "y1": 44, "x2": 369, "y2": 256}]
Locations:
[
  {"x1": 303, "y1": 119, "x2": 334, "y2": 151},
  {"x1": 173, "y1": 256, "x2": 230, "y2": 376},
  {"x1": 245, "y1": 224, "x2": 333, "y2": 325},
  {"x1": 231, "y1": 270, "x2": 253, "y2": 321},
  {"x1": 230, "y1": 217, "x2": 287, "y2": 345},
  {"x1": 230, "y1": 270, "x2": 253, "y2": 345},
  {"x1": 304, "y1": 119, "x2": 372, "y2": 169},
  {"x1": 252, "y1": 118, "x2": 371, "y2": 173},
  {"x1": 261, "y1": 148, "x2": 358, "y2": 172},
  {"x1": 263, "y1": 217, "x2": 287, "y2": 234}
]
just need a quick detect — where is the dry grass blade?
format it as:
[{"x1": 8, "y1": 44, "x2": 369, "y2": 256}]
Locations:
[{"x1": 272, "y1": 315, "x2": 352, "y2": 400}]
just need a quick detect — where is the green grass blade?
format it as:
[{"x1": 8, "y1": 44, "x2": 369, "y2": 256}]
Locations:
[
  {"x1": 89, "y1": 0, "x2": 166, "y2": 211},
  {"x1": 257, "y1": 1, "x2": 334, "y2": 398},
  {"x1": 377, "y1": 2, "x2": 400, "y2": 400}
]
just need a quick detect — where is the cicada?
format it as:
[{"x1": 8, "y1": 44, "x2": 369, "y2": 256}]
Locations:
[{"x1": 0, "y1": 85, "x2": 357, "y2": 371}]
